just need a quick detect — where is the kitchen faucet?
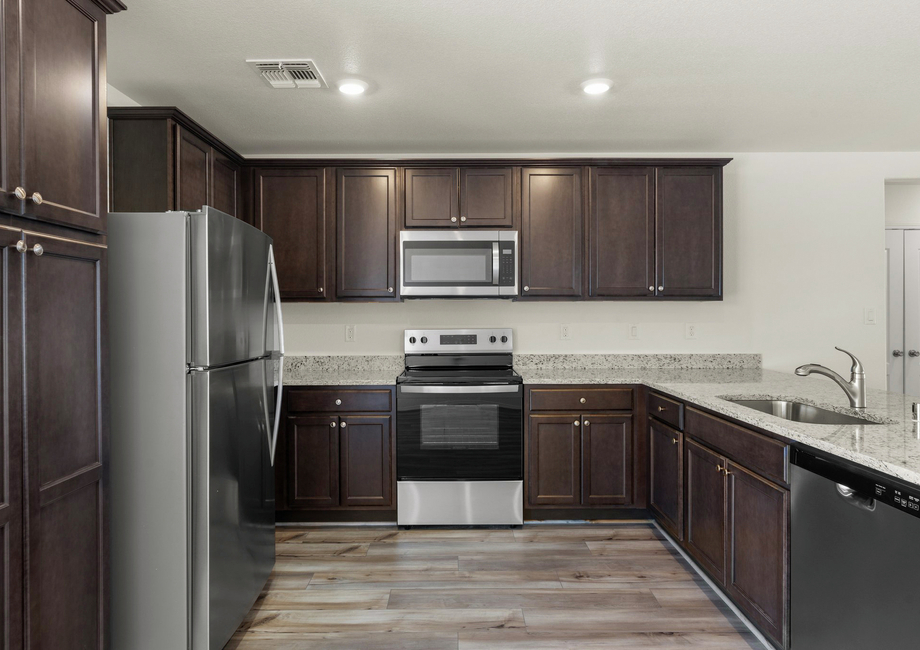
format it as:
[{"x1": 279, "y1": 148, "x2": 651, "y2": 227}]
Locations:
[{"x1": 794, "y1": 347, "x2": 866, "y2": 410}]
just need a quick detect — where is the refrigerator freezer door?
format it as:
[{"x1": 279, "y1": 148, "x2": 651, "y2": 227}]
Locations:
[
  {"x1": 189, "y1": 359, "x2": 276, "y2": 650},
  {"x1": 189, "y1": 207, "x2": 273, "y2": 367}
]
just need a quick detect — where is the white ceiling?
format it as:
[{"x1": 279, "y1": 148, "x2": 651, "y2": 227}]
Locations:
[{"x1": 107, "y1": 0, "x2": 920, "y2": 156}]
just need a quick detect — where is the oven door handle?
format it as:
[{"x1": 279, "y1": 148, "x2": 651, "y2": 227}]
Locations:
[
  {"x1": 400, "y1": 384, "x2": 520, "y2": 394},
  {"x1": 492, "y1": 242, "x2": 500, "y2": 285}
]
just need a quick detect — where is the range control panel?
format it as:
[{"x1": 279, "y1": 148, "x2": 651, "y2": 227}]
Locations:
[{"x1": 404, "y1": 328, "x2": 513, "y2": 353}]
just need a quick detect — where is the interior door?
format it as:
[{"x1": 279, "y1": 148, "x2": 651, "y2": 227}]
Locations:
[
  {"x1": 903, "y1": 230, "x2": 920, "y2": 397},
  {"x1": 887, "y1": 230, "x2": 905, "y2": 392}
]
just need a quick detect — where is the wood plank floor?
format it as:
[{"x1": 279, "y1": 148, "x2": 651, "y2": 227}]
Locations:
[{"x1": 225, "y1": 523, "x2": 765, "y2": 650}]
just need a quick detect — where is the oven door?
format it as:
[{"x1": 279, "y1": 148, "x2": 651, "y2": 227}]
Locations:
[{"x1": 396, "y1": 384, "x2": 523, "y2": 480}]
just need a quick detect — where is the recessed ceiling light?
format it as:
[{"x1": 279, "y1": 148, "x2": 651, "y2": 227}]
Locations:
[
  {"x1": 338, "y1": 79, "x2": 368, "y2": 95},
  {"x1": 581, "y1": 79, "x2": 611, "y2": 95}
]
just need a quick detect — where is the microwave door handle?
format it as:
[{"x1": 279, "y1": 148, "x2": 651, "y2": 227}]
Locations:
[{"x1": 492, "y1": 242, "x2": 499, "y2": 285}]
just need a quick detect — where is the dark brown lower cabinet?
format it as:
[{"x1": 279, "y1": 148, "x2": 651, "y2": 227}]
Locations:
[
  {"x1": 582, "y1": 415, "x2": 632, "y2": 505},
  {"x1": 648, "y1": 418, "x2": 682, "y2": 540},
  {"x1": 287, "y1": 415, "x2": 340, "y2": 508},
  {"x1": 726, "y1": 461, "x2": 789, "y2": 648},
  {"x1": 527, "y1": 413, "x2": 633, "y2": 508},
  {"x1": 280, "y1": 387, "x2": 395, "y2": 513},
  {"x1": 681, "y1": 436, "x2": 789, "y2": 649},
  {"x1": 684, "y1": 438, "x2": 727, "y2": 584}
]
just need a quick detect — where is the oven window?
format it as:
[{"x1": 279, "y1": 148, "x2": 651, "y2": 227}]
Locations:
[
  {"x1": 420, "y1": 404, "x2": 499, "y2": 449},
  {"x1": 403, "y1": 242, "x2": 494, "y2": 285}
]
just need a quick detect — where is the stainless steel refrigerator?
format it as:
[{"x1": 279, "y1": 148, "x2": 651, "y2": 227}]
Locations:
[{"x1": 108, "y1": 207, "x2": 285, "y2": 649}]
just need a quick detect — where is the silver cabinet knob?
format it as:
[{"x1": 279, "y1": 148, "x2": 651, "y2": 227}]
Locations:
[
  {"x1": 12, "y1": 187, "x2": 25, "y2": 200},
  {"x1": 388, "y1": 287, "x2": 394, "y2": 293},
  {"x1": 579, "y1": 397, "x2": 586, "y2": 404},
  {"x1": 573, "y1": 420, "x2": 580, "y2": 426},
  {"x1": 335, "y1": 399, "x2": 342, "y2": 405},
  {"x1": 894, "y1": 350, "x2": 904, "y2": 357},
  {"x1": 330, "y1": 421, "x2": 336, "y2": 428},
  {"x1": 450, "y1": 216, "x2": 457, "y2": 222},
  {"x1": 649, "y1": 286, "x2": 654, "y2": 291},
  {"x1": 658, "y1": 285, "x2": 663, "y2": 291},
  {"x1": 523, "y1": 286, "x2": 529, "y2": 292},
  {"x1": 460, "y1": 216, "x2": 466, "y2": 222},
  {"x1": 340, "y1": 421, "x2": 347, "y2": 427},
  {"x1": 15, "y1": 241, "x2": 42, "y2": 256},
  {"x1": 910, "y1": 350, "x2": 920, "y2": 358},
  {"x1": 318, "y1": 287, "x2": 323, "y2": 292},
  {"x1": 583, "y1": 420, "x2": 590, "y2": 426},
  {"x1": 30, "y1": 192, "x2": 42, "y2": 205}
]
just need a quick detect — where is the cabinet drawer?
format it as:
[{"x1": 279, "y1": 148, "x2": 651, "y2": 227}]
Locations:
[
  {"x1": 529, "y1": 387, "x2": 633, "y2": 412},
  {"x1": 649, "y1": 392, "x2": 684, "y2": 430},
  {"x1": 288, "y1": 388, "x2": 393, "y2": 413},
  {"x1": 684, "y1": 407, "x2": 788, "y2": 484}
]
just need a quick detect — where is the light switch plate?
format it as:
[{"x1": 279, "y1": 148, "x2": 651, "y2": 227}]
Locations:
[
  {"x1": 628, "y1": 324, "x2": 640, "y2": 340},
  {"x1": 864, "y1": 308, "x2": 877, "y2": 325}
]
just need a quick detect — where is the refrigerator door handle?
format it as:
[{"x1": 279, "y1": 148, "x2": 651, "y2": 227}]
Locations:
[{"x1": 268, "y1": 245, "x2": 285, "y2": 465}]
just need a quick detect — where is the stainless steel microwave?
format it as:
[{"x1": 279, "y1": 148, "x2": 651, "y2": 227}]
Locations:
[{"x1": 399, "y1": 230, "x2": 518, "y2": 297}]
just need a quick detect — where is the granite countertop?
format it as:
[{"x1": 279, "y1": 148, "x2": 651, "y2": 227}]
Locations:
[{"x1": 284, "y1": 353, "x2": 920, "y2": 487}]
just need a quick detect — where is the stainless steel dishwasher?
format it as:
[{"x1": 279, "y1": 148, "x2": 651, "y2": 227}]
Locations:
[{"x1": 791, "y1": 447, "x2": 920, "y2": 649}]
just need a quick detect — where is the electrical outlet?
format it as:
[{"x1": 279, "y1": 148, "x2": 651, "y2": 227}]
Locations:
[
  {"x1": 628, "y1": 324, "x2": 640, "y2": 340},
  {"x1": 560, "y1": 324, "x2": 572, "y2": 340},
  {"x1": 345, "y1": 325, "x2": 356, "y2": 342},
  {"x1": 864, "y1": 308, "x2": 877, "y2": 325},
  {"x1": 685, "y1": 323, "x2": 697, "y2": 340}
]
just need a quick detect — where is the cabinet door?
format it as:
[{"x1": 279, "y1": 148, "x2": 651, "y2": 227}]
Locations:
[
  {"x1": 527, "y1": 415, "x2": 580, "y2": 506},
  {"x1": 582, "y1": 414, "x2": 632, "y2": 506},
  {"x1": 22, "y1": 233, "x2": 106, "y2": 648},
  {"x1": 175, "y1": 126, "x2": 211, "y2": 212},
  {"x1": 588, "y1": 167, "x2": 655, "y2": 297},
  {"x1": 337, "y1": 168, "x2": 397, "y2": 299},
  {"x1": 684, "y1": 438, "x2": 726, "y2": 585},
  {"x1": 0, "y1": 0, "x2": 21, "y2": 217},
  {"x1": 460, "y1": 167, "x2": 513, "y2": 227},
  {"x1": 21, "y1": 0, "x2": 107, "y2": 232},
  {"x1": 521, "y1": 168, "x2": 583, "y2": 297},
  {"x1": 210, "y1": 149, "x2": 240, "y2": 218},
  {"x1": 726, "y1": 461, "x2": 788, "y2": 648},
  {"x1": 656, "y1": 167, "x2": 722, "y2": 297},
  {"x1": 254, "y1": 168, "x2": 326, "y2": 299},
  {"x1": 0, "y1": 232, "x2": 22, "y2": 649},
  {"x1": 649, "y1": 419, "x2": 682, "y2": 540},
  {"x1": 287, "y1": 416, "x2": 340, "y2": 508},
  {"x1": 340, "y1": 415, "x2": 392, "y2": 507},
  {"x1": 404, "y1": 167, "x2": 458, "y2": 227}
]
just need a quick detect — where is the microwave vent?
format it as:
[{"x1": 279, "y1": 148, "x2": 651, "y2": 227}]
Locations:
[{"x1": 246, "y1": 59, "x2": 327, "y2": 89}]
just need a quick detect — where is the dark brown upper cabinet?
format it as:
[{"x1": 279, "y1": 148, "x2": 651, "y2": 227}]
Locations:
[
  {"x1": 520, "y1": 167, "x2": 583, "y2": 298},
  {"x1": 337, "y1": 168, "x2": 398, "y2": 300},
  {"x1": 253, "y1": 168, "x2": 327, "y2": 300},
  {"x1": 656, "y1": 166, "x2": 722, "y2": 297},
  {"x1": 404, "y1": 166, "x2": 514, "y2": 228},
  {"x1": 588, "y1": 167, "x2": 655, "y2": 297},
  {"x1": 108, "y1": 107, "x2": 245, "y2": 219},
  {"x1": 404, "y1": 167, "x2": 459, "y2": 227},
  {"x1": 18, "y1": 0, "x2": 118, "y2": 233}
]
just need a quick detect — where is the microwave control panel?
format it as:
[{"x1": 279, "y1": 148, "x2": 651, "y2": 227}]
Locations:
[{"x1": 499, "y1": 243, "x2": 516, "y2": 286}]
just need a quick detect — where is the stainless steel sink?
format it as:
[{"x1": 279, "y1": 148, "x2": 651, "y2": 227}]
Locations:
[{"x1": 724, "y1": 399, "x2": 873, "y2": 425}]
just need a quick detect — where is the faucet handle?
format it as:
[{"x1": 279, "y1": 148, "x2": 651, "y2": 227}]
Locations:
[{"x1": 835, "y1": 347, "x2": 865, "y2": 375}]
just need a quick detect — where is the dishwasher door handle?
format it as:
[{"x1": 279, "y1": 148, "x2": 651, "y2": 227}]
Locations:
[{"x1": 836, "y1": 483, "x2": 877, "y2": 512}]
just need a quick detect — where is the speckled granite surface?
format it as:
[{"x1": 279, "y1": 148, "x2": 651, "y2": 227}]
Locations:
[
  {"x1": 523, "y1": 367, "x2": 920, "y2": 487},
  {"x1": 284, "y1": 355, "x2": 402, "y2": 386},
  {"x1": 284, "y1": 354, "x2": 920, "y2": 486}
]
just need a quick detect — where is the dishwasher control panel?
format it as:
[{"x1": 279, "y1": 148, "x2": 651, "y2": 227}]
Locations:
[{"x1": 793, "y1": 447, "x2": 920, "y2": 520}]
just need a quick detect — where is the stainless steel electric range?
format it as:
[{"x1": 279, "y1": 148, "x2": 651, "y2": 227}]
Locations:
[{"x1": 396, "y1": 329, "x2": 523, "y2": 526}]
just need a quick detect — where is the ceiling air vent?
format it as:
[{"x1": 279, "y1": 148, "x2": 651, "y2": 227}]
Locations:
[{"x1": 246, "y1": 59, "x2": 327, "y2": 89}]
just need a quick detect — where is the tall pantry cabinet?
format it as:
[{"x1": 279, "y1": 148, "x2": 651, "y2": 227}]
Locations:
[{"x1": 0, "y1": 0, "x2": 125, "y2": 647}]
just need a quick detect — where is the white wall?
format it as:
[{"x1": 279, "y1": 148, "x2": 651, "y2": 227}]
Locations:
[
  {"x1": 281, "y1": 153, "x2": 920, "y2": 390},
  {"x1": 885, "y1": 182, "x2": 920, "y2": 227},
  {"x1": 107, "y1": 84, "x2": 140, "y2": 107}
]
